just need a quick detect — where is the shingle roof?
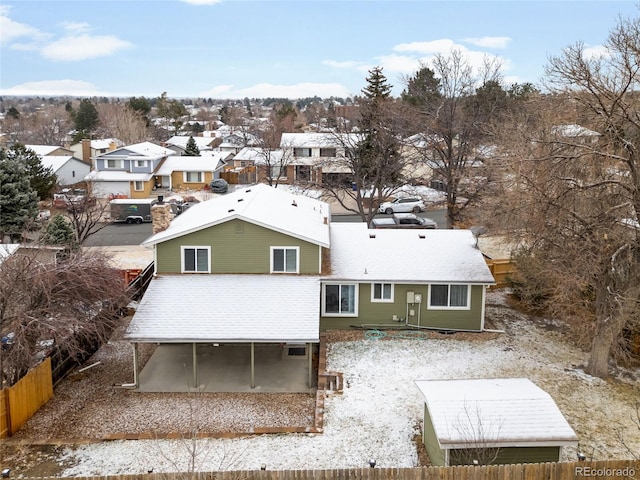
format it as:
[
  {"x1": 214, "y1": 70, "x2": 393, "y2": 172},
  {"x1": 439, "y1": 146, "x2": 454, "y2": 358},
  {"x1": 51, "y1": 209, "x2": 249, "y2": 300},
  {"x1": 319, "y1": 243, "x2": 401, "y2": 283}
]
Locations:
[
  {"x1": 125, "y1": 274, "x2": 320, "y2": 343},
  {"x1": 155, "y1": 154, "x2": 227, "y2": 175},
  {"x1": 415, "y1": 378, "x2": 578, "y2": 448},
  {"x1": 280, "y1": 132, "x2": 359, "y2": 148},
  {"x1": 165, "y1": 136, "x2": 217, "y2": 149},
  {"x1": 327, "y1": 223, "x2": 495, "y2": 283},
  {"x1": 98, "y1": 142, "x2": 174, "y2": 159},
  {"x1": 143, "y1": 183, "x2": 331, "y2": 248}
]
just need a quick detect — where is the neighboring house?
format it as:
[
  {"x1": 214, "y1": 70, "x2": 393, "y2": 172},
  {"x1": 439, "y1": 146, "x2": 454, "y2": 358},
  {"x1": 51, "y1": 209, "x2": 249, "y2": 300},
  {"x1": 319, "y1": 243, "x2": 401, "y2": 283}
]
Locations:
[
  {"x1": 25, "y1": 144, "x2": 74, "y2": 157},
  {"x1": 84, "y1": 142, "x2": 175, "y2": 198},
  {"x1": 216, "y1": 131, "x2": 258, "y2": 155},
  {"x1": 163, "y1": 135, "x2": 220, "y2": 155},
  {"x1": 415, "y1": 378, "x2": 578, "y2": 466},
  {"x1": 69, "y1": 138, "x2": 124, "y2": 164},
  {"x1": 40, "y1": 156, "x2": 90, "y2": 186},
  {"x1": 125, "y1": 185, "x2": 495, "y2": 392},
  {"x1": 280, "y1": 132, "x2": 357, "y2": 186},
  {"x1": 153, "y1": 152, "x2": 231, "y2": 191},
  {"x1": 0, "y1": 243, "x2": 63, "y2": 266}
]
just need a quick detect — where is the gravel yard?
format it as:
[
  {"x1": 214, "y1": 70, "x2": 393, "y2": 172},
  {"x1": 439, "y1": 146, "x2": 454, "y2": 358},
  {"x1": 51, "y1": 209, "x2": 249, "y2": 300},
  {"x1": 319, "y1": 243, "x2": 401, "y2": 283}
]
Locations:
[{"x1": 3, "y1": 290, "x2": 640, "y2": 476}]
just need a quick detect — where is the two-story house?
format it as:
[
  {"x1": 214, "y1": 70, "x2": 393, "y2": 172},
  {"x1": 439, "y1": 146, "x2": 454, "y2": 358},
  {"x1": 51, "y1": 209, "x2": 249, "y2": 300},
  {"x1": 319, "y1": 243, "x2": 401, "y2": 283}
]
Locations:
[
  {"x1": 84, "y1": 141, "x2": 175, "y2": 198},
  {"x1": 125, "y1": 185, "x2": 494, "y2": 392},
  {"x1": 163, "y1": 135, "x2": 221, "y2": 155},
  {"x1": 153, "y1": 151, "x2": 232, "y2": 192},
  {"x1": 25, "y1": 144, "x2": 90, "y2": 186}
]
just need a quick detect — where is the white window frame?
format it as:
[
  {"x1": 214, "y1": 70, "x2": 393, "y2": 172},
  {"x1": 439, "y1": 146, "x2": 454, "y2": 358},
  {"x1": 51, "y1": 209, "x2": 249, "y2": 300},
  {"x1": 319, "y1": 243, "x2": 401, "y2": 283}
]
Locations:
[
  {"x1": 180, "y1": 246, "x2": 211, "y2": 273},
  {"x1": 133, "y1": 181, "x2": 144, "y2": 191},
  {"x1": 371, "y1": 282, "x2": 394, "y2": 303},
  {"x1": 270, "y1": 246, "x2": 299, "y2": 273},
  {"x1": 105, "y1": 159, "x2": 124, "y2": 169},
  {"x1": 427, "y1": 284, "x2": 471, "y2": 310},
  {"x1": 183, "y1": 171, "x2": 204, "y2": 183},
  {"x1": 322, "y1": 283, "x2": 358, "y2": 317},
  {"x1": 135, "y1": 159, "x2": 147, "y2": 168}
]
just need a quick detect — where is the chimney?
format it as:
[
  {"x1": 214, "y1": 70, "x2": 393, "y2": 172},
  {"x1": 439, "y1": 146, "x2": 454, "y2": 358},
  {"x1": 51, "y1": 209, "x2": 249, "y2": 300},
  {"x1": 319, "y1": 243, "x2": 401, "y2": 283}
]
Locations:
[
  {"x1": 151, "y1": 203, "x2": 172, "y2": 234},
  {"x1": 81, "y1": 139, "x2": 91, "y2": 164},
  {"x1": 109, "y1": 141, "x2": 117, "y2": 151}
]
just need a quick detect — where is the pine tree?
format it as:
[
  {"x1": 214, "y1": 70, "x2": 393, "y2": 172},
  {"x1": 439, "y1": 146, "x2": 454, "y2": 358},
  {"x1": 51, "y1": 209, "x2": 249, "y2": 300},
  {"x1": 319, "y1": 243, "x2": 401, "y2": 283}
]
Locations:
[
  {"x1": 0, "y1": 150, "x2": 38, "y2": 242},
  {"x1": 9, "y1": 144, "x2": 57, "y2": 199},
  {"x1": 70, "y1": 99, "x2": 100, "y2": 141},
  {"x1": 184, "y1": 136, "x2": 200, "y2": 156},
  {"x1": 41, "y1": 214, "x2": 76, "y2": 248}
]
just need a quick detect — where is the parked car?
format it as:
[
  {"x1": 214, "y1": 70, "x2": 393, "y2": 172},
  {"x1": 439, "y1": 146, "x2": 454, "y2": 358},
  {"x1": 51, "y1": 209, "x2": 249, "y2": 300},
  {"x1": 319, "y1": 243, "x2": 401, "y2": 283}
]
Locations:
[
  {"x1": 372, "y1": 213, "x2": 437, "y2": 229},
  {"x1": 378, "y1": 197, "x2": 425, "y2": 214}
]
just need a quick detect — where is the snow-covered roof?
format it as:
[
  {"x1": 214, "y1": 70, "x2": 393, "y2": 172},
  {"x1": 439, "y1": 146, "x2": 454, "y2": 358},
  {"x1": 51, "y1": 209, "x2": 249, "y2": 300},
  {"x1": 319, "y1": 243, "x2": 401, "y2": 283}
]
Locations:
[
  {"x1": 234, "y1": 147, "x2": 284, "y2": 164},
  {"x1": 0, "y1": 244, "x2": 20, "y2": 264},
  {"x1": 25, "y1": 144, "x2": 67, "y2": 156},
  {"x1": 91, "y1": 138, "x2": 124, "y2": 150},
  {"x1": 155, "y1": 154, "x2": 227, "y2": 175},
  {"x1": 40, "y1": 155, "x2": 77, "y2": 172},
  {"x1": 280, "y1": 132, "x2": 358, "y2": 148},
  {"x1": 415, "y1": 378, "x2": 578, "y2": 448},
  {"x1": 327, "y1": 223, "x2": 495, "y2": 283},
  {"x1": 552, "y1": 124, "x2": 601, "y2": 137},
  {"x1": 84, "y1": 170, "x2": 152, "y2": 182},
  {"x1": 97, "y1": 142, "x2": 174, "y2": 159},
  {"x1": 143, "y1": 183, "x2": 331, "y2": 248},
  {"x1": 125, "y1": 274, "x2": 320, "y2": 343},
  {"x1": 164, "y1": 136, "x2": 217, "y2": 150}
]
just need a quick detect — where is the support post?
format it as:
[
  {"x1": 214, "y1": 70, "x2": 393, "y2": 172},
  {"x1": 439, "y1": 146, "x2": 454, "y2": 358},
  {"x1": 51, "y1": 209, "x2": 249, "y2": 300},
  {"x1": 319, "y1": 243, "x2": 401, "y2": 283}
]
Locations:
[
  {"x1": 192, "y1": 342, "x2": 198, "y2": 389},
  {"x1": 308, "y1": 342, "x2": 313, "y2": 388},
  {"x1": 250, "y1": 342, "x2": 255, "y2": 389},
  {"x1": 132, "y1": 343, "x2": 139, "y2": 388}
]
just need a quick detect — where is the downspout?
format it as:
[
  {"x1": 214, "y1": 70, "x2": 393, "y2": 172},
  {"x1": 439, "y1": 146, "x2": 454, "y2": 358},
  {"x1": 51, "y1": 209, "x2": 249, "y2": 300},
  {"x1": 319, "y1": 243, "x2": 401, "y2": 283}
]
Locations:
[
  {"x1": 308, "y1": 342, "x2": 313, "y2": 388},
  {"x1": 132, "y1": 343, "x2": 139, "y2": 388},
  {"x1": 192, "y1": 342, "x2": 198, "y2": 389}
]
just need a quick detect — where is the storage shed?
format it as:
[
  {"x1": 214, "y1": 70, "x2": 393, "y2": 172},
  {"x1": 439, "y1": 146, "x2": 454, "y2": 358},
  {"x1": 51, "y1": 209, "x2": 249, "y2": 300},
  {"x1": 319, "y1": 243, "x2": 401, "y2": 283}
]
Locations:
[{"x1": 414, "y1": 378, "x2": 578, "y2": 466}]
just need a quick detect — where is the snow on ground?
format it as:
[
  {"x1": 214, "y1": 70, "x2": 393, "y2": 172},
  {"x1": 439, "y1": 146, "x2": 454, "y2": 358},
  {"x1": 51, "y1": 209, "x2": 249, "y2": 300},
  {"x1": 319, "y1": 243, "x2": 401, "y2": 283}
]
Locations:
[{"x1": 58, "y1": 291, "x2": 640, "y2": 475}]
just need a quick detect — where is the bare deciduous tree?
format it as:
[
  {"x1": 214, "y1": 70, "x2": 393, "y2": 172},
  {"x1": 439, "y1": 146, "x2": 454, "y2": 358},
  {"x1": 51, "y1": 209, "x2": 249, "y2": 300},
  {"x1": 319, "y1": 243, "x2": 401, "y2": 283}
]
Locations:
[
  {"x1": 95, "y1": 103, "x2": 149, "y2": 144},
  {"x1": 0, "y1": 249, "x2": 129, "y2": 386},
  {"x1": 59, "y1": 182, "x2": 111, "y2": 245}
]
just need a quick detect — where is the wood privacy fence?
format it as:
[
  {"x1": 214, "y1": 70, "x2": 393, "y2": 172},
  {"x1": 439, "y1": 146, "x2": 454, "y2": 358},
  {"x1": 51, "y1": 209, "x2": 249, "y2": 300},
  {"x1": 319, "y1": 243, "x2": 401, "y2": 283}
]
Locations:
[
  {"x1": 22, "y1": 460, "x2": 640, "y2": 480},
  {"x1": 485, "y1": 258, "x2": 517, "y2": 288},
  {"x1": 0, "y1": 357, "x2": 53, "y2": 438}
]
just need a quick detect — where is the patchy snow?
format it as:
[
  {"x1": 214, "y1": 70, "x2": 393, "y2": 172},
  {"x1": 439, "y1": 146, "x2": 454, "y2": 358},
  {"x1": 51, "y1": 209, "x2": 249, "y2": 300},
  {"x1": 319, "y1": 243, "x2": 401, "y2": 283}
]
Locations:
[{"x1": 53, "y1": 290, "x2": 639, "y2": 475}]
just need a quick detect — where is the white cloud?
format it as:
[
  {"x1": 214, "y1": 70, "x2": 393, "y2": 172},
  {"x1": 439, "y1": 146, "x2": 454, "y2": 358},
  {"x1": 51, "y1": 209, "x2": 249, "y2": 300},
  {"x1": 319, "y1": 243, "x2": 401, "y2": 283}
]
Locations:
[
  {"x1": 0, "y1": 79, "x2": 102, "y2": 96},
  {"x1": 0, "y1": 6, "x2": 48, "y2": 44},
  {"x1": 582, "y1": 44, "x2": 610, "y2": 59},
  {"x1": 463, "y1": 36, "x2": 511, "y2": 49},
  {"x1": 61, "y1": 21, "x2": 91, "y2": 34},
  {"x1": 200, "y1": 82, "x2": 352, "y2": 99},
  {"x1": 322, "y1": 60, "x2": 365, "y2": 69},
  {"x1": 393, "y1": 39, "x2": 456, "y2": 55},
  {"x1": 376, "y1": 54, "x2": 421, "y2": 74},
  {"x1": 41, "y1": 34, "x2": 132, "y2": 61}
]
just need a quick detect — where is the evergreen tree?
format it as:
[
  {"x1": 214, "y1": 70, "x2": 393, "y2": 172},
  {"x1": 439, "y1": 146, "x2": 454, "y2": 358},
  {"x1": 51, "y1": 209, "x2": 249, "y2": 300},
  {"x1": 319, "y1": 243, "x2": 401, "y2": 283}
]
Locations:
[
  {"x1": 0, "y1": 150, "x2": 38, "y2": 242},
  {"x1": 8, "y1": 144, "x2": 57, "y2": 199},
  {"x1": 41, "y1": 214, "x2": 76, "y2": 248},
  {"x1": 184, "y1": 136, "x2": 200, "y2": 156},
  {"x1": 70, "y1": 99, "x2": 100, "y2": 141},
  {"x1": 6, "y1": 107, "x2": 20, "y2": 119},
  {"x1": 401, "y1": 66, "x2": 442, "y2": 108}
]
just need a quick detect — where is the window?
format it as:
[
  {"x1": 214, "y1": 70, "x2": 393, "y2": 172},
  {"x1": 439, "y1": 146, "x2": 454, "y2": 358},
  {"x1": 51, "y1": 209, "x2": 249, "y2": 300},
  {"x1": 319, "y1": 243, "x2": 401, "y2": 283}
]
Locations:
[
  {"x1": 429, "y1": 284, "x2": 469, "y2": 309},
  {"x1": 135, "y1": 160, "x2": 147, "y2": 168},
  {"x1": 323, "y1": 283, "x2": 357, "y2": 316},
  {"x1": 181, "y1": 246, "x2": 210, "y2": 273},
  {"x1": 294, "y1": 148, "x2": 312, "y2": 157},
  {"x1": 271, "y1": 246, "x2": 299, "y2": 273},
  {"x1": 319, "y1": 147, "x2": 336, "y2": 157},
  {"x1": 184, "y1": 171, "x2": 203, "y2": 183},
  {"x1": 371, "y1": 283, "x2": 394, "y2": 302},
  {"x1": 134, "y1": 181, "x2": 144, "y2": 191},
  {"x1": 106, "y1": 159, "x2": 123, "y2": 169},
  {"x1": 269, "y1": 163, "x2": 285, "y2": 179}
]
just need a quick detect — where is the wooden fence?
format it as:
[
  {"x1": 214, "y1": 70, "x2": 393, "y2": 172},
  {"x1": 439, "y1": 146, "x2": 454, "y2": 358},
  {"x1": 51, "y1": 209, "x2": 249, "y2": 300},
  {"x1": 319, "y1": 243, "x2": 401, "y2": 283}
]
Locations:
[
  {"x1": 485, "y1": 258, "x2": 517, "y2": 288},
  {"x1": 21, "y1": 460, "x2": 640, "y2": 480},
  {"x1": 0, "y1": 357, "x2": 53, "y2": 438}
]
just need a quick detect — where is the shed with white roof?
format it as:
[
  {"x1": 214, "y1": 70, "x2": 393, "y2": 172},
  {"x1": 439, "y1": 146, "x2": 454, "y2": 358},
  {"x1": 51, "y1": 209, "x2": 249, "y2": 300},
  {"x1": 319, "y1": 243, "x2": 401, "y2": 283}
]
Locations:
[{"x1": 414, "y1": 378, "x2": 578, "y2": 466}]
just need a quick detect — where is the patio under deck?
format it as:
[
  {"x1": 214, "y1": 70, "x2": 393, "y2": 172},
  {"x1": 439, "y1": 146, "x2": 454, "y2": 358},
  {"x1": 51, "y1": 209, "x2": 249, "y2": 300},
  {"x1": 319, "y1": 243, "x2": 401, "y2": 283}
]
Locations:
[{"x1": 136, "y1": 343, "x2": 316, "y2": 393}]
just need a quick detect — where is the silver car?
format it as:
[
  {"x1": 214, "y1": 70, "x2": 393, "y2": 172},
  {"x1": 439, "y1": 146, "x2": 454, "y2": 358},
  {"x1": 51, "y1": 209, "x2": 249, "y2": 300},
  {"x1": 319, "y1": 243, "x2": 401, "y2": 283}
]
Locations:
[{"x1": 378, "y1": 197, "x2": 425, "y2": 214}]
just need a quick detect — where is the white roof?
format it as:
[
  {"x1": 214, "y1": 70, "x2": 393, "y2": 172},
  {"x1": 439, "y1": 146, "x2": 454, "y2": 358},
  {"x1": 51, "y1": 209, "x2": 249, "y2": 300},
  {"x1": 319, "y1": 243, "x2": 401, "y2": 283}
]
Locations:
[
  {"x1": 155, "y1": 154, "x2": 227, "y2": 175},
  {"x1": 280, "y1": 132, "x2": 358, "y2": 148},
  {"x1": 84, "y1": 170, "x2": 152, "y2": 182},
  {"x1": 552, "y1": 124, "x2": 601, "y2": 137},
  {"x1": 327, "y1": 223, "x2": 495, "y2": 283},
  {"x1": 91, "y1": 138, "x2": 124, "y2": 150},
  {"x1": 234, "y1": 147, "x2": 284, "y2": 164},
  {"x1": 0, "y1": 244, "x2": 20, "y2": 264},
  {"x1": 415, "y1": 378, "x2": 578, "y2": 448},
  {"x1": 25, "y1": 145, "x2": 64, "y2": 156},
  {"x1": 98, "y1": 142, "x2": 174, "y2": 158},
  {"x1": 143, "y1": 183, "x2": 331, "y2": 248},
  {"x1": 125, "y1": 274, "x2": 320, "y2": 343},
  {"x1": 40, "y1": 155, "x2": 79, "y2": 172},
  {"x1": 164, "y1": 136, "x2": 216, "y2": 150}
]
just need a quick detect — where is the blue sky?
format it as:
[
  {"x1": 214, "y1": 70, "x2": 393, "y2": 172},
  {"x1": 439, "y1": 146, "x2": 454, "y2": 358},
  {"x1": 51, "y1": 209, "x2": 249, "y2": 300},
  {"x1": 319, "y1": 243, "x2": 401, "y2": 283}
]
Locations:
[{"x1": 1, "y1": 1, "x2": 638, "y2": 99}]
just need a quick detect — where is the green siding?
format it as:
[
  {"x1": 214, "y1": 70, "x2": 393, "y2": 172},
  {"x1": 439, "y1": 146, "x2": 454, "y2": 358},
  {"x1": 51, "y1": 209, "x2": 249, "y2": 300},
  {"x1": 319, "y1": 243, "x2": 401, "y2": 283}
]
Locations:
[
  {"x1": 449, "y1": 446, "x2": 561, "y2": 466},
  {"x1": 155, "y1": 219, "x2": 321, "y2": 274},
  {"x1": 423, "y1": 405, "x2": 446, "y2": 466},
  {"x1": 320, "y1": 283, "x2": 484, "y2": 331}
]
